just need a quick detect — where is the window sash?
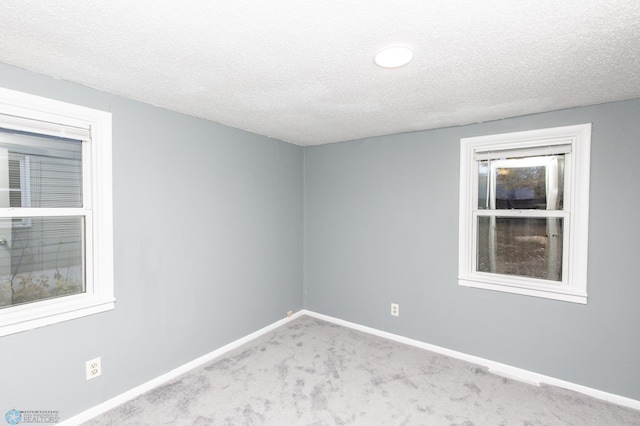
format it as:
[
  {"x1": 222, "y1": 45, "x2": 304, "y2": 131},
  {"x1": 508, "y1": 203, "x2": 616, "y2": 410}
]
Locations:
[
  {"x1": 471, "y1": 150, "x2": 572, "y2": 287},
  {"x1": 474, "y1": 209, "x2": 566, "y2": 218},
  {"x1": 471, "y1": 212, "x2": 570, "y2": 286},
  {"x1": 0, "y1": 207, "x2": 88, "y2": 217}
]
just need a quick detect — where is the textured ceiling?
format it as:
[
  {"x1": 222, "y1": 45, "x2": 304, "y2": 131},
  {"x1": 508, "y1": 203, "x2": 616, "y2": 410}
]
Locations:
[{"x1": 0, "y1": 1, "x2": 639, "y2": 146}]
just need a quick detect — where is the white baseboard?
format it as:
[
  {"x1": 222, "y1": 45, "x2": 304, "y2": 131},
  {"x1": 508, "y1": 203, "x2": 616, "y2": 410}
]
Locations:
[
  {"x1": 60, "y1": 311, "x2": 305, "y2": 425},
  {"x1": 61, "y1": 308, "x2": 639, "y2": 424},
  {"x1": 302, "y1": 310, "x2": 640, "y2": 411}
]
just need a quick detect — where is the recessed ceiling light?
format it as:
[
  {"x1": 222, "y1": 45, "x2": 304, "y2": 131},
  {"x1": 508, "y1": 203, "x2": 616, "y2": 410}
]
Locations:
[{"x1": 374, "y1": 46, "x2": 414, "y2": 68}]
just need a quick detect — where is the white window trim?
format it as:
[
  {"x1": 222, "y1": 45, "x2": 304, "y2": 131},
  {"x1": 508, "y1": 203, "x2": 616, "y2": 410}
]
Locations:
[
  {"x1": 0, "y1": 87, "x2": 114, "y2": 336},
  {"x1": 458, "y1": 124, "x2": 591, "y2": 304}
]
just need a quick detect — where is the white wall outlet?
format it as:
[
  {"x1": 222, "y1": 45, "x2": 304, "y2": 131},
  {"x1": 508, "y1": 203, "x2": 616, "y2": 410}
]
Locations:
[
  {"x1": 287, "y1": 310, "x2": 293, "y2": 318},
  {"x1": 86, "y1": 357, "x2": 102, "y2": 380},
  {"x1": 391, "y1": 303, "x2": 399, "y2": 317}
]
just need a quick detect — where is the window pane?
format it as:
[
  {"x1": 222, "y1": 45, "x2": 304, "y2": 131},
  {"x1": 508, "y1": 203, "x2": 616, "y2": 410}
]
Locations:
[
  {"x1": 478, "y1": 156, "x2": 564, "y2": 210},
  {"x1": 0, "y1": 216, "x2": 85, "y2": 308},
  {"x1": 0, "y1": 129, "x2": 83, "y2": 208},
  {"x1": 477, "y1": 216, "x2": 563, "y2": 281}
]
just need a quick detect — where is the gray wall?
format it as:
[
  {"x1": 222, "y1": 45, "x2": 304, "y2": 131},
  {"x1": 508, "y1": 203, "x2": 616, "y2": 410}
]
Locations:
[
  {"x1": 304, "y1": 98, "x2": 640, "y2": 400},
  {"x1": 0, "y1": 62, "x2": 304, "y2": 420},
  {"x1": 1, "y1": 58, "x2": 639, "y2": 421}
]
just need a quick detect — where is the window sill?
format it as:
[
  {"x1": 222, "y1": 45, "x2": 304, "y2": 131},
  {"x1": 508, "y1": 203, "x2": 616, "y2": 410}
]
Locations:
[
  {"x1": 458, "y1": 275, "x2": 587, "y2": 304},
  {"x1": 0, "y1": 295, "x2": 115, "y2": 337}
]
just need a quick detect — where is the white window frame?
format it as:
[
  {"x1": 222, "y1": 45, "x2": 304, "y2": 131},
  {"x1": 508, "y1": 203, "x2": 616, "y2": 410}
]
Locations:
[
  {"x1": 458, "y1": 124, "x2": 591, "y2": 304},
  {"x1": 0, "y1": 87, "x2": 114, "y2": 336}
]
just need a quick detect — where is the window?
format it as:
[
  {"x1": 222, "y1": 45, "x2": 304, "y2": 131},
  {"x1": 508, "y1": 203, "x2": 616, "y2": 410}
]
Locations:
[
  {"x1": 0, "y1": 87, "x2": 113, "y2": 336},
  {"x1": 458, "y1": 124, "x2": 591, "y2": 304}
]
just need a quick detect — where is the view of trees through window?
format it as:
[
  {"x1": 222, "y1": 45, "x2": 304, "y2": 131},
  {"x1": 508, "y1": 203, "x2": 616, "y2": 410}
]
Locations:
[{"x1": 476, "y1": 155, "x2": 564, "y2": 282}]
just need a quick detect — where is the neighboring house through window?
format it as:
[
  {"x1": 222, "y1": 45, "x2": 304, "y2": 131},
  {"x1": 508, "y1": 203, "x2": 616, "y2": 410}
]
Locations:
[
  {"x1": 458, "y1": 124, "x2": 591, "y2": 304},
  {"x1": 0, "y1": 87, "x2": 113, "y2": 336},
  {"x1": 7, "y1": 152, "x2": 32, "y2": 228}
]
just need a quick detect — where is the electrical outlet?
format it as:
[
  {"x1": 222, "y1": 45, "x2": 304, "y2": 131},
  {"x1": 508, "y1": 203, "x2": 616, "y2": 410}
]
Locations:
[
  {"x1": 287, "y1": 310, "x2": 293, "y2": 318},
  {"x1": 86, "y1": 357, "x2": 101, "y2": 380},
  {"x1": 391, "y1": 303, "x2": 399, "y2": 317}
]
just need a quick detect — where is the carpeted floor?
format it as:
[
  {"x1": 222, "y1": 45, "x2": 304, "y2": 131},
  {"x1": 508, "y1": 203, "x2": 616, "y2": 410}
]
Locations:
[{"x1": 83, "y1": 315, "x2": 640, "y2": 425}]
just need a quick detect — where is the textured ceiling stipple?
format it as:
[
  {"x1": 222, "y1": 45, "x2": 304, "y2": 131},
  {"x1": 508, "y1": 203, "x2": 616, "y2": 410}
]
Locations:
[{"x1": 0, "y1": 1, "x2": 639, "y2": 146}]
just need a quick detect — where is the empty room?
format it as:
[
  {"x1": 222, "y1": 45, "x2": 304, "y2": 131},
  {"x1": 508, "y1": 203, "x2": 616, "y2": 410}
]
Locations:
[{"x1": 0, "y1": 1, "x2": 639, "y2": 425}]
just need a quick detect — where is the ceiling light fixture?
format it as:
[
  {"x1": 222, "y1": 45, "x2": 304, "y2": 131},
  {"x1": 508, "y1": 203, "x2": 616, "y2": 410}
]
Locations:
[{"x1": 374, "y1": 46, "x2": 414, "y2": 68}]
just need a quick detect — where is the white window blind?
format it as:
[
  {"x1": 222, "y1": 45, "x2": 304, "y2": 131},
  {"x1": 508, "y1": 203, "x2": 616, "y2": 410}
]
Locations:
[
  {"x1": 0, "y1": 112, "x2": 90, "y2": 141},
  {"x1": 473, "y1": 143, "x2": 572, "y2": 161}
]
